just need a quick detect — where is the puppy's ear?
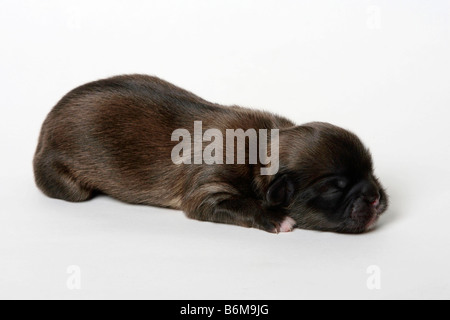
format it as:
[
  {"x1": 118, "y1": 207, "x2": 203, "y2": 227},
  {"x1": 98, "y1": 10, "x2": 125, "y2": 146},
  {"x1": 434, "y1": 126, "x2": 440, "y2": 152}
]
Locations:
[{"x1": 266, "y1": 175, "x2": 295, "y2": 207}]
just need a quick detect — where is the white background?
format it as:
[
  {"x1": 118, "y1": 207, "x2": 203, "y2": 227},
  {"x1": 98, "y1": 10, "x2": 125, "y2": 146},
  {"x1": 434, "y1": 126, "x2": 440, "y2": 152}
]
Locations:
[{"x1": 1, "y1": 0, "x2": 449, "y2": 300}]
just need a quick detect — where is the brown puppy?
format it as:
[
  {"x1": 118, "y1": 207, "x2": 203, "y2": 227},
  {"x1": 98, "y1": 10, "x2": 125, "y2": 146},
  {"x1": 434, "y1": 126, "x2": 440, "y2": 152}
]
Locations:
[{"x1": 34, "y1": 75, "x2": 388, "y2": 233}]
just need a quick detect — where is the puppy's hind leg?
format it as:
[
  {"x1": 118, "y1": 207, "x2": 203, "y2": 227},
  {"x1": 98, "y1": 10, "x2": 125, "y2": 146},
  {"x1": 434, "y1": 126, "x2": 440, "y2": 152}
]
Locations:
[{"x1": 33, "y1": 155, "x2": 94, "y2": 202}]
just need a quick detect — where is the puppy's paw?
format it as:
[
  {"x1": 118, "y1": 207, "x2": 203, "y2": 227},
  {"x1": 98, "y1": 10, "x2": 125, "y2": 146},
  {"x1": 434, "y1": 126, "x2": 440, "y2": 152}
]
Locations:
[
  {"x1": 255, "y1": 215, "x2": 297, "y2": 234},
  {"x1": 254, "y1": 217, "x2": 279, "y2": 233},
  {"x1": 279, "y1": 216, "x2": 297, "y2": 233}
]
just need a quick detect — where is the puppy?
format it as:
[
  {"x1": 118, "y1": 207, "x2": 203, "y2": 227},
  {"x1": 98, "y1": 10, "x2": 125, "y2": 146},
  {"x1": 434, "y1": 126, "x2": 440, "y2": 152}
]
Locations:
[{"x1": 34, "y1": 75, "x2": 388, "y2": 233}]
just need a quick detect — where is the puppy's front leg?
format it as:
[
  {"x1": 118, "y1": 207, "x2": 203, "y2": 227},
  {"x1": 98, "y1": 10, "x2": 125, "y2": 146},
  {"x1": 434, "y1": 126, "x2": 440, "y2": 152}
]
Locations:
[{"x1": 183, "y1": 192, "x2": 296, "y2": 233}]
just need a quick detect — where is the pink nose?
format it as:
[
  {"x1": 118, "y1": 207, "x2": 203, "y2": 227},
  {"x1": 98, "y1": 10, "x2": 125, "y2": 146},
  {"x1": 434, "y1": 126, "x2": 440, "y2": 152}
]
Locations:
[{"x1": 371, "y1": 198, "x2": 380, "y2": 207}]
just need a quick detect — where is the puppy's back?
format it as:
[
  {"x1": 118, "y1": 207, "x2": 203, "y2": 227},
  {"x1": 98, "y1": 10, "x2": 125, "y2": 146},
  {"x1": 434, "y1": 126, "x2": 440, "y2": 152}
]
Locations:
[{"x1": 34, "y1": 75, "x2": 294, "y2": 209}]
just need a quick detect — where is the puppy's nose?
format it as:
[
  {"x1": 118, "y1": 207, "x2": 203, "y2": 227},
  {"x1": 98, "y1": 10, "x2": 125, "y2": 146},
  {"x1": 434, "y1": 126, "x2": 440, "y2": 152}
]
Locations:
[{"x1": 361, "y1": 180, "x2": 380, "y2": 206}]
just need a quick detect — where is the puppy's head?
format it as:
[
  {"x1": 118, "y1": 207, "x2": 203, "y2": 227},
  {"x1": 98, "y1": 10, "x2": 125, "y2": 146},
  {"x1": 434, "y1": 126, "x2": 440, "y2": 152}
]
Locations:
[{"x1": 267, "y1": 122, "x2": 388, "y2": 233}]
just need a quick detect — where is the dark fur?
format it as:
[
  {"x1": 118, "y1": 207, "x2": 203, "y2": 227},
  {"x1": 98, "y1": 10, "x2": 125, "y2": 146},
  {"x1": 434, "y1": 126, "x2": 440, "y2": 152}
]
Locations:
[{"x1": 34, "y1": 75, "x2": 388, "y2": 233}]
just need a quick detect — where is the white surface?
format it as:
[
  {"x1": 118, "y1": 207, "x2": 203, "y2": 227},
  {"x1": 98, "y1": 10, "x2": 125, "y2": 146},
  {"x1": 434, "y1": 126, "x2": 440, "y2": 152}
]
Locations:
[{"x1": 1, "y1": 0, "x2": 450, "y2": 300}]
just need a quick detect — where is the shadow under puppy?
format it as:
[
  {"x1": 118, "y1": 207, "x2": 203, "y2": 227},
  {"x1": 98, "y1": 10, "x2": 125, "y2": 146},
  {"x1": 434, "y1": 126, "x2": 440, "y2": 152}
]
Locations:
[{"x1": 34, "y1": 75, "x2": 388, "y2": 233}]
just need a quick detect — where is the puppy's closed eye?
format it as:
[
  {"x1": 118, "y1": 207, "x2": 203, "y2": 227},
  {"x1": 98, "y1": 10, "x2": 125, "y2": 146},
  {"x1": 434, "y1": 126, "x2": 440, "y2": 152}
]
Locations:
[
  {"x1": 317, "y1": 177, "x2": 348, "y2": 192},
  {"x1": 316, "y1": 177, "x2": 348, "y2": 204}
]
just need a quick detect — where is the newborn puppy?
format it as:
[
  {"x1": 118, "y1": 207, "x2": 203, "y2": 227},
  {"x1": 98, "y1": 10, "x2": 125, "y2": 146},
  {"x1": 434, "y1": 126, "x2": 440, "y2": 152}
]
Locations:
[{"x1": 34, "y1": 75, "x2": 388, "y2": 233}]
